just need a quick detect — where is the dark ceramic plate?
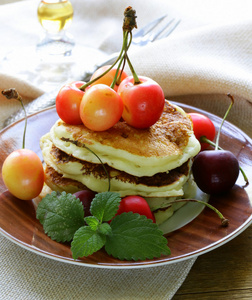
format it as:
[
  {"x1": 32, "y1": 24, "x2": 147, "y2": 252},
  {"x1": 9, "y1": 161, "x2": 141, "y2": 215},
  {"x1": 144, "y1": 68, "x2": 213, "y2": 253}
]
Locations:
[{"x1": 0, "y1": 103, "x2": 251, "y2": 269}]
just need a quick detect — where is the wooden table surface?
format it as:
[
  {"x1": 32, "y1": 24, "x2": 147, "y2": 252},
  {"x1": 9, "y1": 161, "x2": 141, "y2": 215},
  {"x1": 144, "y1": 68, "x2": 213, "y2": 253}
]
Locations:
[{"x1": 173, "y1": 224, "x2": 252, "y2": 299}]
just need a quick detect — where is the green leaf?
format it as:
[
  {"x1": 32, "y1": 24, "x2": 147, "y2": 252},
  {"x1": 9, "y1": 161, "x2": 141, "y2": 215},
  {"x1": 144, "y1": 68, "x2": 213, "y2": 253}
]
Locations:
[
  {"x1": 36, "y1": 191, "x2": 59, "y2": 225},
  {"x1": 98, "y1": 223, "x2": 112, "y2": 235},
  {"x1": 84, "y1": 216, "x2": 100, "y2": 231},
  {"x1": 105, "y1": 212, "x2": 170, "y2": 261},
  {"x1": 36, "y1": 191, "x2": 85, "y2": 242},
  {"x1": 71, "y1": 226, "x2": 106, "y2": 259},
  {"x1": 90, "y1": 192, "x2": 121, "y2": 222}
]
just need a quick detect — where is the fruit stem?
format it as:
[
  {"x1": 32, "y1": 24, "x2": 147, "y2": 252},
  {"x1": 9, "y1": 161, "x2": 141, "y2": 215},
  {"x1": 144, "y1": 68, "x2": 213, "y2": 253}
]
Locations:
[
  {"x1": 2, "y1": 88, "x2": 27, "y2": 149},
  {"x1": 79, "y1": 53, "x2": 122, "y2": 91},
  {"x1": 61, "y1": 138, "x2": 111, "y2": 192},
  {"x1": 79, "y1": 6, "x2": 138, "y2": 91},
  {"x1": 79, "y1": 31, "x2": 130, "y2": 91},
  {"x1": 168, "y1": 199, "x2": 229, "y2": 227},
  {"x1": 82, "y1": 145, "x2": 111, "y2": 192},
  {"x1": 110, "y1": 58, "x2": 123, "y2": 90},
  {"x1": 200, "y1": 136, "x2": 249, "y2": 186},
  {"x1": 122, "y1": 7, "x2": 140, "y2": 84},
  {"x1": 215, "y1": 94, "x2": 234, "y2": 150},
  {"x1": 110, "y1": 31, "x2": 129, "y2": 89},
  {"x1": 125, "y1": 49, "x2": 140, "y2": 84}
]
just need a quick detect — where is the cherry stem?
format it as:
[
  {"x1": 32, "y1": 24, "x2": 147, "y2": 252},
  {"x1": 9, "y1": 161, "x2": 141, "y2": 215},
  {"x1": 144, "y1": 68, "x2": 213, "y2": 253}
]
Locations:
[
  {"x1": 84, "y1": 145, "x2": 111, "y2": 192},
  {"x1": 79, "y1": 6, "x2": 138, "y2": 91},
  {"x1": 2, "y1": 88, "x2": 27, "y2": 149},
  {"x1": 200, "y1": 136, "x2": 249, "y2": 186},
  {"x1": 117, "y1": 57, "x2": 126, "y2": 84},
  {"x1": 215, "y1": 93, "x2": 234, "y2": 150},
  {"x1": 79, "y1": 30, "x2": 129, "y2": 91},
  {"x1": 167, "y1": 199, "x2": 229, "y2": 227},
  {"x1": 67, "y1": 140, "x2": 111, "y2": 192},
  {"x1": 79, "y1": 53, "x2": 121, "y2": 91},
  {"x1": 126, "y1": 51, "x2": 140, "y2": 84},
  {"x1": 110, "y1": 57, "x2": 123, "y2": 89},
  {"x1": 121, "y1": 30, "x2": 140, "y2": 84},
  {"x1": 110, "y1": 31, "x2": 129, "y2": 89}
]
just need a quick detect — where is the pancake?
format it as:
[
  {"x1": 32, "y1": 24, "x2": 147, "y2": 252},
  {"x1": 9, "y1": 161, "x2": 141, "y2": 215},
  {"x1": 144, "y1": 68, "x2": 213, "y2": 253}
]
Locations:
[
  {"x1": 40, "y1": 133, "x2": 192, "y2": 197},
  {"x1": 49, "y1": 100, "x2": 200, "y2": 177},
  {"x1": 44, "y1": 164, "x2": 88, "y2": 193},
  {"x1": 39, "y1": 100, "x2": 200, "y2": 225}
]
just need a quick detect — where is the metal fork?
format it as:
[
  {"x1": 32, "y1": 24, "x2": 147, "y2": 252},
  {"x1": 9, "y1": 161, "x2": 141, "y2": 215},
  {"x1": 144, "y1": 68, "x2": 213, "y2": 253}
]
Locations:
[
  {"x1": 132, "y1": 15, "x2": 180, "y2": 47},
  {"x1": 4, "y1": 15, "x2": 180, "y2": 127}
]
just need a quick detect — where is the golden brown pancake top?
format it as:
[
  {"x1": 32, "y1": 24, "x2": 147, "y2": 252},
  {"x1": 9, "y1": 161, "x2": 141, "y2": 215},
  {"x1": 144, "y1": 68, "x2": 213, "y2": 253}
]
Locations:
[{"x1": 58, "y1": 101, "x2": 192, "y2": 158}]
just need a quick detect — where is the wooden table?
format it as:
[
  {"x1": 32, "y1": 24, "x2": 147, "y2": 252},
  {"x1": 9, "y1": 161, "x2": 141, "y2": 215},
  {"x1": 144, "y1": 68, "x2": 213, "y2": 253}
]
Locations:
[{"x1": 173, "y1": 224, "x2": 252, "y2": 299}]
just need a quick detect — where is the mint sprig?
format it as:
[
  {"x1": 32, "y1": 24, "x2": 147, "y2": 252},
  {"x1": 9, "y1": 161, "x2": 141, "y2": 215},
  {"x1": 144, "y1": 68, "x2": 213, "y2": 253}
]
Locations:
[{"x1": 36, "y1": 191, "x2": 171, "y2": 261}]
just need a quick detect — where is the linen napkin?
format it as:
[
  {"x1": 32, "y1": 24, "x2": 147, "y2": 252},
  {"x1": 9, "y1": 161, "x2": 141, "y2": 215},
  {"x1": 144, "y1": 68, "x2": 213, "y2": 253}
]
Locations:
[
  {"x1": 0, "y1": 0, "x2": 251, "y2": 135},
  {"x1": 0, "y1": 0, "x2": 251, "y2": 299}
]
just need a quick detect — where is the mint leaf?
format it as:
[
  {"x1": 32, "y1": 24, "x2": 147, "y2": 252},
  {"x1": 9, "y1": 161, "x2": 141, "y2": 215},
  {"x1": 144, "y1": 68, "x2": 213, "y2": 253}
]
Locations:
[
  {"x1": 98, "y1": 223, "x2": 112, "y2": 235},
  {"x1": 90, "y1": 192, "x2": 121, "y2": 222},
  {"x1": 84, "y1": 216, "x2": 99, "y2": 231},
  {"x1": 36, "y1": 191, "x2": 59, "y2": 224},
  {"x1": 71, "y1": 226, "x2": 106, "y2": 259},
  {"x1": 105, "y1": 212, "x2": 170, "y2": 261},
  {"x1": 36, "y1": 191, "x2": 85, "y2": 242}
]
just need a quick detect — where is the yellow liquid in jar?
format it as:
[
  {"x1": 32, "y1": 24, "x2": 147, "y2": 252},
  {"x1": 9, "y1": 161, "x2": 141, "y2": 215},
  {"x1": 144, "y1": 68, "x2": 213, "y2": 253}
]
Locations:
[{"x1": 37, "y1": 1, "x2": 74, "y2": 33}]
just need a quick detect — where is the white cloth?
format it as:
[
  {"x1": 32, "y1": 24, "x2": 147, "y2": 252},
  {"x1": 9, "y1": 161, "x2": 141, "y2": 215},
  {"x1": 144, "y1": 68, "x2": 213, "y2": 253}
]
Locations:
[
  {"x1": 0, "y1": 0, "x2": 251, "y2": 299},
  {"x1": 0, "y1": 0, "x2": 251, "y2": 134}
]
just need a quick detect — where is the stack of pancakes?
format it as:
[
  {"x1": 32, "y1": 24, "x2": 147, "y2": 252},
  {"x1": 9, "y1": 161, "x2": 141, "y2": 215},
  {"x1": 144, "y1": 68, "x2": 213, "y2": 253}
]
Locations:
[{"x1": 40, "y1": 100, "x2": 200, "y2": 224}]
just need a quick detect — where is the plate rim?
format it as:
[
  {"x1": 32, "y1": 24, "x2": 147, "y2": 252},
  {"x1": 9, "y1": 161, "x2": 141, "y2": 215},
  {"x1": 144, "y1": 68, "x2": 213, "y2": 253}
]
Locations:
[{"x1": 1, "y1": 213, "x2": 251, "y2": 269}]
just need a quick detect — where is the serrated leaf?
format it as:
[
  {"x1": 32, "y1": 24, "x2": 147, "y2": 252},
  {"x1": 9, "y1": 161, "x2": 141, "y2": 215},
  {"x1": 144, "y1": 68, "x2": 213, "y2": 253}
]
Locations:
[
  {"x1": 71, "y1": 226, "x2": 106, "y2": 259},
  {"x1": 105, "y1": 212, "x2": 170, "y2": 261},
  {"x1": 90, "y1": 192, "x2": 121, "y2": 222},
  {"x1": 84, "y1": 216, "x2": 100, "y2": 231},
  {"x1": 36, "y1": 191, "x2": 85, "y2": 242},
  {"x1": 36, "y1": 191, "x2": 59, "y2": 225},
  {"x1": 98, "y1": 223, "x2": 112, "y2": 235}
]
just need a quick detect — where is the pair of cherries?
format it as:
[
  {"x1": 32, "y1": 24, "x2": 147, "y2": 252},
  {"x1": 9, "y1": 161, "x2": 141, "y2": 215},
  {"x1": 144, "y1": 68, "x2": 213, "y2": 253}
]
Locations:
[{"x1": 189, "y1": 94, "x2": 247, "y2": 195}]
